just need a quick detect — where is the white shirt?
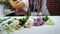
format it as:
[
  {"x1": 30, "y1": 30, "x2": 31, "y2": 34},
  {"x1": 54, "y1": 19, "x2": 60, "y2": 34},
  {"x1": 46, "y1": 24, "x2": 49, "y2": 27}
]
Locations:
[{"x1": 17, "y1": 0, "x2": 29, "y2": 12}]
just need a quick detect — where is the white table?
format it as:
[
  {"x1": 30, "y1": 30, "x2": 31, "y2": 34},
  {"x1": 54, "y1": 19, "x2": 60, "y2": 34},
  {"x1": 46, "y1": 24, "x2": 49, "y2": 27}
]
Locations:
[{"x1": 1, "y1": 16, "x2": 60, "y2": 34}]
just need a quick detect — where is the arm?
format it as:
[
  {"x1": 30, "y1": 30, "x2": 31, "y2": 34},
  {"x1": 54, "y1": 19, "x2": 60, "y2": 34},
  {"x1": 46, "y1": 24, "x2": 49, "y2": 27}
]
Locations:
[
  {"x1": 17, "y1": 1, "x2": 25, "y2": 8},
  {"x1": 9, "y1": 0, "x2": 25, "y2": 8}
]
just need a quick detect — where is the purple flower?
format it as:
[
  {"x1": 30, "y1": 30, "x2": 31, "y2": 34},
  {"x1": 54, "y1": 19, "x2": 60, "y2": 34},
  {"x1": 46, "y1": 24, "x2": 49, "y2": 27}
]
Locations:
[
  {"x1": 34, "y1": 21, "x2": 40, "y2": 26},
  {"x1": 37, "y1": 17, "x2": 43, "y2": 24},
  {"x1": 40, "y1": 21, "x2": 45, "y2": 26},
  {"x1": 34, "y1": 17, "x2": 45, "y2": 26}
]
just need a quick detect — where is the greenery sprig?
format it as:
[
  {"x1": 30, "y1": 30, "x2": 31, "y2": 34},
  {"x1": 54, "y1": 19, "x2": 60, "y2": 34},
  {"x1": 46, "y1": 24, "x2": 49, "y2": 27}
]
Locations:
[
  {"x1": 0, "y1": 17, "x2": 11, "y2": 23},
  {"x1": 42, "y1": 14, "x2": 49, "y2": 22},
  {"x1": 19, "y1": 16, "x2": 29, "y2": 26}
]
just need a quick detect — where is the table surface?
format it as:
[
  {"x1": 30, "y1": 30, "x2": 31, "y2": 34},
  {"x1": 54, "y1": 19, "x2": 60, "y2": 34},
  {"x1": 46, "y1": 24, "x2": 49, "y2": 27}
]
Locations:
[{"x1": 1, "y1": 16, "x2": 60, "y2": 34}]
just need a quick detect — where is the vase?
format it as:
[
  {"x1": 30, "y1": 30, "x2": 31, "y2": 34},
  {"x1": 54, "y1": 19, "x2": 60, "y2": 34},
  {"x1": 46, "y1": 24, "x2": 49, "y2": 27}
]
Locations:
[{"x1": 0, "y1": 4, "x2": 5, "y2": 17}]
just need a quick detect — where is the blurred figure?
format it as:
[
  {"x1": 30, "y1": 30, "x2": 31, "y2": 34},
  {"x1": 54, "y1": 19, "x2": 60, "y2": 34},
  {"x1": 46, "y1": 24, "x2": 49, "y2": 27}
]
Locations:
[
  {"x1": 41, "y1": 0, "x2": 50, "y2": 15},
  {"x1": 9, "y1": 0, "x2": 29, "y2": 16}
]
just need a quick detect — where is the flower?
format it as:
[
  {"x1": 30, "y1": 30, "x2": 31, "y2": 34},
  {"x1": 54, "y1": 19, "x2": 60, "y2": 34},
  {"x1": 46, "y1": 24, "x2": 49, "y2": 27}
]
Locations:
[
  {"x1": 13, "y1": 20, "x2": 19, "y2": 26},
  {"x1": 13, "y1": 20, "x2": 20, "y2": 30},
  {"x1": 34, "y1": 20, "x2": 40, "y2": 26},
  {"x1": 0, "y1": 26, "x2": 4, "y2": 34},
  {"x1": 46, "y1": 19, "x2": 54, "y2": 25},
  {"x1": 24, "y1": 20, "x2": 33, "y2": 28},
  {"x1": 34, "y1": 17, "x2": 45, "y2": 26},
  {"x1": 2, "y1": 24, "x2": 9, "y2": 29}
]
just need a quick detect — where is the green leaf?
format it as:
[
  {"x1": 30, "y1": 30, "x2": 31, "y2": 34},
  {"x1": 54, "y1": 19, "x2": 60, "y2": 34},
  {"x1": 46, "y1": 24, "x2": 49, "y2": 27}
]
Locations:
[
  {"x1": 19, "y1": 16, "x2": 29, "y2": 26},
  {"x1": 7, "y1": 21, "x2": 12, "y2": 25},
  {"x1": 0, "y1": 17, "x2": 11, "y2": 23},
  {"x1": 42, "y1": 15, "x2": 49, "y2": 22}
]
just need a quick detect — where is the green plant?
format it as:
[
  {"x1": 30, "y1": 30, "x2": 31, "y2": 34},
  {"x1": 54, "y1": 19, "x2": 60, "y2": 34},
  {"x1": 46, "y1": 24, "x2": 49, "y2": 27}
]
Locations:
[
  {"x1": 0, "y1": 17, "x2": 11, "y2": 23},
  {"x1": 19, "y1": 16, "x2": 29, "y2": 26},
  {"x1": 7, "y1": 21, "x2": 12, "y2": 25},
  {"x1": 0, "y1": 0, "x2": 10, "y2": 9},
  {"x1": 42, "y1": 14, "x2": 49, "y2": 22}
]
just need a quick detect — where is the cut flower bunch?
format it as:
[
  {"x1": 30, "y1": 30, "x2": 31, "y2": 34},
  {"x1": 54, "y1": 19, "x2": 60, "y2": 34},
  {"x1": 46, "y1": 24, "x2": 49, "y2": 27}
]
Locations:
[{"x1": 0, "y1": 16, "x2": 54, "y2": 34}]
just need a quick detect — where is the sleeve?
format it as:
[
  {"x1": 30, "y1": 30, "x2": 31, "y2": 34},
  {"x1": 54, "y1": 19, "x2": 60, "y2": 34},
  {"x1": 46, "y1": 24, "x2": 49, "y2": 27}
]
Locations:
[{"x1": 21, "y1": 0, "x2": 29, "y2": 12}]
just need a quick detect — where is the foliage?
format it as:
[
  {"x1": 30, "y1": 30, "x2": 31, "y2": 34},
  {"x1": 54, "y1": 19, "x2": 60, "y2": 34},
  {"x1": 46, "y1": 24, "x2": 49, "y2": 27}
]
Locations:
[
  {"x1": 19, "y1": 16, "x2": 29, "y2": 26},
  {"x1": 0, "y1": 17, "x2": 11, "y2": 23},
  {"x1": 42, "y1": 14, "x2": 49, "y2": 22},
  {"x1": 0, "y1": 0, "x2": 10, "y2": 9}
]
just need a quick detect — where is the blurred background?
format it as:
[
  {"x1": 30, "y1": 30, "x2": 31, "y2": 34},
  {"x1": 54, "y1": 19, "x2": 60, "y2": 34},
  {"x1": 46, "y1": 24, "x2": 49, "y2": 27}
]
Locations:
[{"x1": 0, "y1": 0, "x2": 60, "y2": 16}]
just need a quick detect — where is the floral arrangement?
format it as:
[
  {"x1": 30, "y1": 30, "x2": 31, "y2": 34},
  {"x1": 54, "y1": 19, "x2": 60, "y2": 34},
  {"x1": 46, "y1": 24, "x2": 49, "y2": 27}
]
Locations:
[{"x1": 0, "y1": 16, "x2": 54, "y2": 34}]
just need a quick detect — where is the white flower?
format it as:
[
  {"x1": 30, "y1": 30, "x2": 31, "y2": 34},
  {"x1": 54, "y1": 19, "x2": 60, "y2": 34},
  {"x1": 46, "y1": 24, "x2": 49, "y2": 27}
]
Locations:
[
  {"x1": 13, "y1": 20, "x2": 19, "y2": 25},
  {"x1": 24, "y1": 20, "x2": 33, "y2": 28},
  {"x1": 13, "y1": 20, "x2": 20, "y2": 29},
  {"x1": 0, "y1": 26, "x2": 4, "y2": 34},
  {"x1": 2, "y1": 24, "x2": 9, "y2": 30}
]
